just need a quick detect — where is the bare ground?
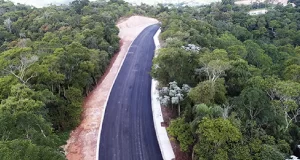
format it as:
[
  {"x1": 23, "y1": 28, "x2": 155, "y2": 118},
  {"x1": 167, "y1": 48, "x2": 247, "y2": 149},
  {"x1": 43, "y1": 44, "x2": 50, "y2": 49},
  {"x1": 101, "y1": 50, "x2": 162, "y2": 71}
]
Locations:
[{"x1": 64, "y1": 16, "x2": 158, "y2": 160}]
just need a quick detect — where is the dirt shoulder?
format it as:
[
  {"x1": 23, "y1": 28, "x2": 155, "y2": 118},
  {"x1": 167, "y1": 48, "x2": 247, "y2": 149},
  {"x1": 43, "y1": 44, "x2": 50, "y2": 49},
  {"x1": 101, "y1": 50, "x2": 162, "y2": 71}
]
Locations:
[{"x1": 64, "y1": 16, "x2": 158, "y2": 160}]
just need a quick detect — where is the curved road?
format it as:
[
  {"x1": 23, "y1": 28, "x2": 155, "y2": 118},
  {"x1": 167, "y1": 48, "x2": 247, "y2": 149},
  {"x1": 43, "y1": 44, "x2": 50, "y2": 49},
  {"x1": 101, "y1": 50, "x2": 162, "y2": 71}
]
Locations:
[{"x1": 99, "y1": 24, "x2": 163, "y2": 160}]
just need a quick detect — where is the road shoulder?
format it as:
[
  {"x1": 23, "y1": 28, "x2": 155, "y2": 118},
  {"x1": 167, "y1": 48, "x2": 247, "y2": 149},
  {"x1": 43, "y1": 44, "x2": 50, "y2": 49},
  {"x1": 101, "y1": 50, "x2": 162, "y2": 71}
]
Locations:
[
  {"x1": 65, "y1": 16, "x2": 158, "y2": 160},
  {"x1": 151, "y1": 28, "x2": 176, "y2": 160}
]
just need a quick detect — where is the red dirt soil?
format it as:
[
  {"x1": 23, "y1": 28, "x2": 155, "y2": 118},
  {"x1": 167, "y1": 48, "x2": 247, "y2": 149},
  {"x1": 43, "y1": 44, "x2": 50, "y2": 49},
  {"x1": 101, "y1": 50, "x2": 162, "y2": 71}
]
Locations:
[{"x1": 64, "y1": 16, "x2": 158, "y2": 160}]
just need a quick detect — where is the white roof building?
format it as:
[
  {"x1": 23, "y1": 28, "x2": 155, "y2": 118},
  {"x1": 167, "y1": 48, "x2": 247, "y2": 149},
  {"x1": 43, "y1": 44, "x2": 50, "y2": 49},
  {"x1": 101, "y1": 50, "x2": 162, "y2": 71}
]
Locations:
[
  {"x1": 235, "y1": 0, "x2": 288, "y2": 6},
  {"x1": 248, "y1": 8, "x2": 268, "y2": 15}
]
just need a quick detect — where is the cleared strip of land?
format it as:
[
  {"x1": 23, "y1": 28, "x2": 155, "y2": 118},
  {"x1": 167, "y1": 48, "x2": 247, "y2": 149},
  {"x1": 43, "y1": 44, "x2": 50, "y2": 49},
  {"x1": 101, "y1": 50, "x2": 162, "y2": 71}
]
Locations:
[
  {"x1": 65, "y1": 16, "x2": 158, "y2": 160},
  {"x1": 99, "y1": 24, "x2": 162, "y2": 160}
]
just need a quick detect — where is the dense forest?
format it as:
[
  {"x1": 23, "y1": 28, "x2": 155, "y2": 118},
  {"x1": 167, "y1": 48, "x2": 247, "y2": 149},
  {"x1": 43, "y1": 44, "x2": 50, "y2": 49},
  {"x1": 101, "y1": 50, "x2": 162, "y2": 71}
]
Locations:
[
  {"x1": 0, "y1": 0, "x2": 140, "y2": 159},
  {"x1": 150, "y1": 0, "x2": 300, "y2": 159},
  {"x1": 1, "y1": 0, "x2": 300, "y2": 159}
]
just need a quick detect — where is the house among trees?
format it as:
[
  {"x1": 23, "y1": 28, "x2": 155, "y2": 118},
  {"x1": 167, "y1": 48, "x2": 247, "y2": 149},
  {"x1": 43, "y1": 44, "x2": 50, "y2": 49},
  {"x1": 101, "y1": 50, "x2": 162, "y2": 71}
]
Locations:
[{"x1": 248, "y1": 8, "x2": 268, "y2": 15}]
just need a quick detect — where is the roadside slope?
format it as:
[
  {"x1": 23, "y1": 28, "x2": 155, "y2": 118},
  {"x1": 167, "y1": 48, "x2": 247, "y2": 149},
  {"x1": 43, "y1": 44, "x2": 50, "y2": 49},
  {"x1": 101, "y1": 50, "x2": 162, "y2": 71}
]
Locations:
[{"x1": 65, "y1": 16, "x2": 158, "y2": 160}]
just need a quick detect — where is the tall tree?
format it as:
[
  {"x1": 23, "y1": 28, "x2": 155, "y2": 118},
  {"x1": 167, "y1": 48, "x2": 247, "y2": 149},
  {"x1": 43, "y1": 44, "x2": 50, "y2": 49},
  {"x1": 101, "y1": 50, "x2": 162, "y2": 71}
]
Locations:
[
  {"x1": 194, "y1": 118, "x2": 242, "y2": 160},
  {"x1": 197, "y1": 49, "x2": 231, "y2": 83},
  {"x1": 152, "y1": 48, "x2": 198, "y2": 85}
]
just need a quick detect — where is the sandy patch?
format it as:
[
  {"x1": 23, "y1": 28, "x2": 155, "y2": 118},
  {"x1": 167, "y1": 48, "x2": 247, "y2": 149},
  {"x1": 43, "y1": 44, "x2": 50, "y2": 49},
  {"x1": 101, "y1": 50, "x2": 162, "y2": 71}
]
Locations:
[{"x1": 64, "y1": 15, "x2": 158, "y2": 160}]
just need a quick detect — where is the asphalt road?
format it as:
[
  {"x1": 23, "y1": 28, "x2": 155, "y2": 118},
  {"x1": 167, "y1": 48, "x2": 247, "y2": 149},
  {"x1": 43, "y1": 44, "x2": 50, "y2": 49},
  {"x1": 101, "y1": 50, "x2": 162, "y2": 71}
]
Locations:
[{"x1": 99, "y1": 24, "x2": 163, "y2": 160}]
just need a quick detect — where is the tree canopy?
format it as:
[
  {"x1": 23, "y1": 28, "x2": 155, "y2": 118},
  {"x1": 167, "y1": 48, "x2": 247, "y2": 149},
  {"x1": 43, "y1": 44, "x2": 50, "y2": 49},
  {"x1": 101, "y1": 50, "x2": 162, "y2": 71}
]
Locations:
[
  {"x1": 0, "y1": 0, "x2": 146, "y2": 158},
  {"x1": 1, "y1": 0, "x2": 300, "y2": 159},
  {"x1": 151, "y1": 1, "x2": 300, "y2": 159}
]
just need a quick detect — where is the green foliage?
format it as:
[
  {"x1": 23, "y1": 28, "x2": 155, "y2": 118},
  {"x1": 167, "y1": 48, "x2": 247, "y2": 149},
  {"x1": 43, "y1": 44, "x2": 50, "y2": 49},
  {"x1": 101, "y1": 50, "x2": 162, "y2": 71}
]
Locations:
[
  {"x1": 214, "y1": 78, "x2": 227, "y2": 104},
  {"x1": 216, "y1": 32, "x2": 243, "y2": 50},
  {"x1": 226, "y1": 59, "x2": 252, "y2": 96},
  {"x1": 152, "y1": 1, "x2": 300, "y2": 158},
  {"x1": 0, "y1": 0, "x2": 140, "y2": 157},
  {"x1": 189, "y1": 79, "x2": 227, "y2": 105},
  {"x1": 168, "y1": 118, "x2": 194, "y2": 152},
  {"x1": 259, "y1": 145, "x2": 285, "y2": 160},
  {"x1": 227, "y1": 45, "x2": 247, "y2": 60},
  {"x1": 152, "y1": 48, "x2": 198, "y2": 85},
  {"x1": 194, "y1": 118, "x2": 242, "y2": 160},
  {"x1": 234, "y1": 87, "x2": 270, "y2": 121},
  {"x1": 1, "y1": 0, "x2": 300, "y2": 158},
  {"x1": 0, "y1": 85, "x2": 60, "y2": 146},
  {"x1": 230, "y1": 145, "x2": 252, "y2": 160},
  {"x1": 193, "y1": 103, "x2": 223, "y2": 119},
  {"x1": 189, "y1": 80, "x2": 215, "y2": 104},
  {"x1": 244, "y1": 40, "x2": 272, "y2": 69},
  {"x1": 284, "y1": 64, "x2": 300, "y2": 82},
  {"x1": 71, "y1": 0, "x2": 89, "y2": 14},
  {"x1": 0, "y1": 140, "x2": 65, "y2": 160}
]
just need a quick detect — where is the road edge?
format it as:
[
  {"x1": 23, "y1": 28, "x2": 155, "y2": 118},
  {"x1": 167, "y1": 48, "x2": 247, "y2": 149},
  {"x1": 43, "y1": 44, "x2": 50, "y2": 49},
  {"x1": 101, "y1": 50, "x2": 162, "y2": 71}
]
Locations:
[
  {"x1": 95, "y1": 34, "x2": 137, "y2": 160},
  {"x1": 151, "y1": 28, "x2": 176, "y2": 160}
]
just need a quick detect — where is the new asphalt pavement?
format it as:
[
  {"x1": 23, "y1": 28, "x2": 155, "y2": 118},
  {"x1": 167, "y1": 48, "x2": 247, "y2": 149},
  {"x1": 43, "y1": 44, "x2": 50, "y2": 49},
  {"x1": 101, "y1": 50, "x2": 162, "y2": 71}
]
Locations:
[{"x1": 99, "y1": 24, "x2": 163, "y2": 160}]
